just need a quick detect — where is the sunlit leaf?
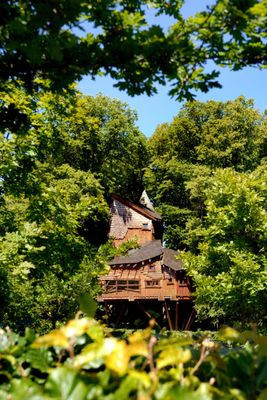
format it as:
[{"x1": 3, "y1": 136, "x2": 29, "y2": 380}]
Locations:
[
  {"x1": 157, "y1": 347, "x2": 191, "y2": 369},
  {"x1": 62, "y1": 318, "x2": 93, "y2": 338},
  {"x1": 128, "y1": 341, "x2": 148, "y2": 358},
  {"x1": 105, "y1": 340, "x2": 129, "y2": 376},
  {"x1": 32, "y1": 330, "x2": 69, "y2": 349}
]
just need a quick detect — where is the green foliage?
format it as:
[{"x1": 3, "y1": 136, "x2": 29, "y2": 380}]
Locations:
[
  {"x1": 0, "y1": 82, "x2": 148, "y2": 200},
  {"x1": 145, "y1": 97, "x2": 267, "y2": 249},
  {"x1": 1, "y1": 0, "x2": 267, "y2": 339},
  {"x1": 182, "y1": 166, "x2": 267, "y2": 326},
  {"x1": 0, "y1": 163, "x2": 109, "y2": 332},
  {"x1": 56, "y1": 93, "x2": 149, "y2": 200},
  {"x1": 0, "y1": 81, "x2": 148, "y2": 332},
  {"x1": 144, "y1": 157, "x2": 212, "y2": 248},
  {"x1": 0, "y1": 318, "x2": 267, "y2": 399},
  {"x1": 148, "y1": 97, "x2": 265, "y2": 171},
  {"x1": 1, "y1": 1, "x2": 267, "y2": 100},
  {"x1": 145, "y1": 98, "x2": 267, "y2": 327}
]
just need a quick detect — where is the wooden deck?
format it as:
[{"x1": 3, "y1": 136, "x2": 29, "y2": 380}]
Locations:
[{"x1": 98, "y1": 261, "x2": 191, "y2": 302}]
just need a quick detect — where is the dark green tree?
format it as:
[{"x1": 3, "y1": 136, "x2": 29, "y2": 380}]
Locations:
[
  {"x1": 1, "y1": 82, "x2": 148, "y2": 200},
  {"x1": 145, "y1": 97, "x2": 267, "y2": 248},
  {"x1": 182, "y1": 166, "x2": 267, "y2": 327},
  {"x1": 149, "y1": 97, "x2": 265, "y2": 171},
  {"x1": 0, "y1": 162, "x2": 109, "y2": 332},
  {"x1": 1, "y1": 1, "x2": 267, "y2": 100},
  {"x1": 0, "y1": 83, "x2": 147, "y2": 332}
]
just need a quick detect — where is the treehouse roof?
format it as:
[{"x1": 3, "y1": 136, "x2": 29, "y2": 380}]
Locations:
[
  {"x1": 111, "y1": 193, "x2": 161, "y2": 221},
  {"x1": 110, "y1": 240, "x2": 183, "y2": 272},
  {"x1": 162, "y1": 248, "x2": 183, "y2": 271},
  {"x1": 110, "y1": 240, "x2": 162, "y2": 265}
]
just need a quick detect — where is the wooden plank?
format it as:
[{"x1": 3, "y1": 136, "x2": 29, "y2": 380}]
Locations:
[
  {"x1": 175, "y1": 301, "x2": 179, "y2": 330},
  {"x1": 164, "y1": 300, "x2": 173, "y2": 330},
  {"x1": 136, "y1": 302, "x2": 160, "y2": 327},
  {"x1": 185, "y1": 309, "x2": 195, "y2": 330}
]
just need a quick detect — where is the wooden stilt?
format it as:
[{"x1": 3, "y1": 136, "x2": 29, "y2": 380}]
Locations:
[
  {"x1": 185, "y1": 309, "x2": 195, "y2": 330},
  {"x1": 136, "y1": 302, "x2": 160, "y2": 327},
  {"x1": 175, "y1": 301, "x2": 179, "y2": 330},
  {"x1": 115, "y1": 302, "x2": 126, "y2": 327},
  {"x1": 164, "y1": 300, "x2": 173, "y2": 330},
  {"x1": 181, "y1": 305, "x2": 188, "y2": 330}
]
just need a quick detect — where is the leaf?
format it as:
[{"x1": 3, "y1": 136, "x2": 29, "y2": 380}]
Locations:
[
  {"x1": 86, "y1": 323, "x2": 104, "y2": 343},
  {"x1": 0, "y1": 354, "x2": 16, "y2": 366},
  {"x1": 62, "y1": 318, "x2": 93, "y2": 338},
  {"x1": 74, "y1": 337, "x2": 117, "y2": 368},
  {"x1": 32, "y1": 330, "x2": 69, "y2": 349},
  {"x1": 157, "y1": 347, "x2": 191, "y2": 369},
  {"x1": 128, "y1": 328, "x2": 151, "y2": 343},
  {"x1": 8, "y1": 378, "x2": 44, "y2": 400},
  {"x1": 128, "y1": 341, "x2": 148, "y2": 358},
  {"x1": 25, "y1": 348, "x2": 52, "y2": 372},
  {"x1": 78, "y1": 293, "x2": 97, "y2": 318},
  {"x1": 218, "y1": 327, "x2": 240, "y2": 341},
  {"x1": 33, "y1": 318, "x2": 96, "y2": 349},
  {"x1": 45, "y1": 367, "x2": 87, "y2": 400},
  {"x1": 258, "y1": 388, "x2": 267, "y2": 400},
  {"x1": 112, "y1": 371, "x2": 150, "y2": 400},
  {"x1": 105, "y1": 340, "x2": 129, "y2": 376},
  {"x1": 167, "y1": 383, "x2": 213, "y2": 400},
  {"x1": 73, "y1": 342, "x2": 106, "y2": 368}
]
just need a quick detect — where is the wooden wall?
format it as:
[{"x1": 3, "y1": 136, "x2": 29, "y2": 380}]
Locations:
[
  {"x1": 109, "y1": 199, "x2": 154, "y2": 246},
  {"x1": 98, "y1": 259, "x2": 191, "y2": 302}
]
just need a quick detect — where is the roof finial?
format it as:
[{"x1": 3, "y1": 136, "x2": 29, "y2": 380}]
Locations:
[{"x1": 139, "y1": 190, "x2": 155, "y2": 211}]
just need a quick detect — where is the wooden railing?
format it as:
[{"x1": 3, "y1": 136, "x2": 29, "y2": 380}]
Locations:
[{"x1": 103, "y1": 280, "x2": 140, "y2": 293}]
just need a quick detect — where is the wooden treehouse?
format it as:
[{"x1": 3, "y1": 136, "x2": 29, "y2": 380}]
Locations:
[{"x1": 98, "y1": 192, "x2": 194, "y2": 330}]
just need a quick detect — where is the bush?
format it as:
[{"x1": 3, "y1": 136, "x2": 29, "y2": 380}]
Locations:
[{"x1": 0, "y1": 318, "x2": 266, "y2": 399}]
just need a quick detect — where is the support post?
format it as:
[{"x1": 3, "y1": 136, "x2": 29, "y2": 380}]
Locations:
[
  {"x1": 175, "y1": 301, "x2": 179, "y2": 330},
  {"x1": 136, "y1": 301, "x2": 160, "y2": 327},
  {"x1": 164, "y1": 300, "x2": 173, "y2": 330},
  {"x1": 185, "y1": 309, "x2": 195, "y2": 330},
  {"x1": 115, "y1": 302, "x2": 126, "y2": 327}
]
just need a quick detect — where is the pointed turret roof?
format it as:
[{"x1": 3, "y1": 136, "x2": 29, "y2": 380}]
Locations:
[
  {"x1": 139, "y1": 190, "x2": 156, "y2": 212},
  {"x1": 111, "y1": 193, "x2": 161, "y2": 221}
]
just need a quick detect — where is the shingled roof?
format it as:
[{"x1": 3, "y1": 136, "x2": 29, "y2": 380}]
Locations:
[
  {"x1": 109, "y1": 240, "x2": 183, "y2": 271},
  {"x1": 110, "y1": 240, "x2": 162, "y2": 265},
  {"x1": 111, "y1": 194, "x2": 161, "y2": 221},
  {"x1": 162, "y1": 248, "x2": 183, "y2": 271}
]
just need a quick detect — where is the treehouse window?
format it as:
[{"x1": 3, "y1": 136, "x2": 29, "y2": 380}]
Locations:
[
  {"x1": 128, "y1": 281, "x2": 140, "y2": 290},
  {"x1": 118, "y1": 280, "x2": 127, "y2": 290},
  {"x1": 146, "y1": 280, "x2": 160, "y2": 288},
  {"x1": 142, "y1": 223, "x2": 149, "y2": 229},
  {"x1": 105, "y1": 280, "x2": 140, "y2": 292}
]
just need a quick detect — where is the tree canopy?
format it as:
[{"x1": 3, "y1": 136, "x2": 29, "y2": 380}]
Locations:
[
  {"x1": 1, "y1": 0, "x2": 267, "y2": 100},
  {"x1": 148, "y1": 97, "x2": 265, "y2": 171},
  {"x1": 145, "y1": 97, "x2": 267, "y2": 248},
  {"x1": 1, "y1": 0, "x2": 267, "y2": 331},
  {"x1": 145, "y1": 97, "x2": 267, "y2": 326},
  {"x1": 182, "y1": 166, "x2": 267, "y2": 326},
  {"x1": 0, "y1": 83, "x2": 147, "y2": 332}
]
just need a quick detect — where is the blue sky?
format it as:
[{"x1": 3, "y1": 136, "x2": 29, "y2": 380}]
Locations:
[{"x1": 78, "y1": 1, "x2": 267, "y2": 137}]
